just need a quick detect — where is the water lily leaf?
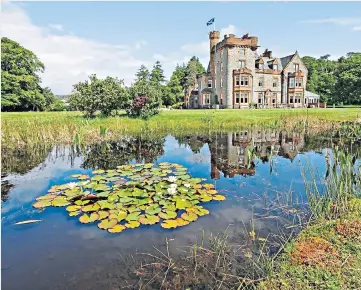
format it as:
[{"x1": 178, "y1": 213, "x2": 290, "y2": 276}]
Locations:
[
  {"x1": 193, "y1": 184, "x2": 202, "y2": 189},
  {"x1": 189, "y1": 178, "x2": 202, "y2": 184},
  {"x1": 175, "y1": 218, "x2": 190, "y2": 226},
  {"x1": 163, "y1": 203, "x2": 176, "y2": 211},
  {"x1": 200, "y1": 195, "x2": 212, "y2": 202},
  {"x1": 77, "y1": 174, "x2": 90, "y2": 180},
  {"x1": 138, "y1": 214, "x2": 160, "y2": 225},
  {"x1": 92, "y1": 169, "x2": 105, "y2": 174},
  {"x1": 116, "y1": 190, "x2": 132, "y2": 197},
  {"x1": 158, "y1": 211, "x2": 177, "y2": 220},
  {"x1": 71, "y1": 174, "x2": 82, "y2": 178},
  {"x1": 145, "y1": 204, "x2": 161, "y2": 215},
  {"x1": 208, "y1": 190, "x2": 218, "y2": 195},
  {"x1": 190, "y1": 199, "x2": 200, "y2": 205},
  {"x1": 178, "y1": 186, "x2": 189, "y2": 194},
  {"x1": 52, "y1": 197, "x2": 71, "y2": 207},
  {"x1": 132, "y1": 188, "x2": 147, "y2": 197},
  {"x1": 107, "y1": 194, "x2": 118, "y2": 203},
  {"x1": 79, "y1": 212, "x2": 99, "y2": 224},
  {"x1": 161, "y1": 218, "x2": 188, "y2": 229},
  {"x1": 98, "y1": 210, "x2": 109, "y2": 220},
  {"x1": 98, "y1": 200, "x2": 115, "y2": 210},
  {"x1": 187, "y1": 206, "x2": 209, "y2": 216},
  {"x1": 144, "y1": 163, "x2": 153, "y2": 169},
  {"x1": 213, "y1": 195, "x2": 226, "y2": 201},
  {"x1": 118, "y1": 197, "x2": 134, "y2": 204},
  {"x1": 69, "y1": 210, "x2": 82, "y2": 216},
  {"x1": 203, "y1": 184, "x2": 214, "y2": 190},
  {"x1": 108, "y1": 224, "x2": 126, "y2": 233},
  {"x1": 126, "y1": 211, "x2": 141, "y2": 221},
  {"x1": 74, "y1": 200, "x2": 90, "y2": 206},
  {"x1": 91, "y1": 175, "x2": 104, "y2": 181},
  {"x1": 92, "y1": 184, "x2": 110, "y2": 192},
  {"x1": 136, "y1": 198, "x2": 149, "y2": 206},
  {"x1": 98, "y1": 218, "x2": 118, "y2": 229},
  {"x1": 116, "y1": 210, "x2": 128, "y2": 221},
  {"x1": 175, "y1": 198, "x2": 192, "y2": 210},
  {"x1": 177, "y1": 174, "x2": 191, "y2": 180},
  {"x1": 82, "y1": 203, "x2": 100, "y2": 212},
  {"x1": 36, "y1": 194, "x2": 56, "y2": 201},
  {"x1": 66, "y1": 205, "x2": 82, "y2": 212},
  {"x1": 96, "y1": 191, "x2": 110, "y2": 198},
  {"x1": 181, "y1": 212, "x2": 198, "y2": 222},
  {"x1": 125, "y1": 221, "x2": 140, "y2": 228}
]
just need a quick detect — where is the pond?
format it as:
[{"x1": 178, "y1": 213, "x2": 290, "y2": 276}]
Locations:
[{"x1": 2, "y1": 129, "x2": 360, "y2": 289}]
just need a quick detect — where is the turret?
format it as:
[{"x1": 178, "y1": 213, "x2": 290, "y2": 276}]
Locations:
[{"x1": 209, "y1": 31, "x2": 220, "y2": 53}]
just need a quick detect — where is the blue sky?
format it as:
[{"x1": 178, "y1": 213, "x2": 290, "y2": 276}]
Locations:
[{"x1": 3, "y1": 1, "x2": 361, "y2": 94}]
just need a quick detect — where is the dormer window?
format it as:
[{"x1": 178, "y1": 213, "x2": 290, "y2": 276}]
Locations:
[
  {"x1": 259, "y1": 63, "x2": 264, "y2": 69},
  {"x1": 240, "y1": 49, "x2": 245, "y2": 56},
  {"x1": 273, "y1": 64, "x2": 278, "y2": 70},
  {"x1": 208, "y1": 79, "x2": 212, "y2": 88}
]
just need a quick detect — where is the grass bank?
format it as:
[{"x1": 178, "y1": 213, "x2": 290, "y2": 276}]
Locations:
[{"x1": 2, "y1": 108, "x2": 361, "y2": 148}]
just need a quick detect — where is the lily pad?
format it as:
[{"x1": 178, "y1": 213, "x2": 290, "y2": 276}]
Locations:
[
  {"x1": 213, "y1": 195, "x2": 226, "y2": 201},
  {"x1": 181, "y1": 212, "x2": 198, "y2": 222},
  {"x1": 52, "y1": 197, "x2": 71, "y2": 207},
  {"x1": 79, "y1": 213, "x2": 99, "y2": 223},
  {"x1": 139, "y1": 214, "x2": 160, "y2": 225},
  {"x1": 125, "y1": 221, "x2": 140, "y2": 228},
  {"x1": 108, "y1": 224, "x2": 126, "y2": 233},
  {"x1": 33, "y1": 200, "x2": 52, "y2": 209},
  {"x1": 126, "y1": 211, "x2": 141, "y2": 221},
  {"x1": 66, "y1": 205, "x2": 81, "y2": 212},
  {"x1": 98, "y1": 218, "x2": 118, "y2": 229}
]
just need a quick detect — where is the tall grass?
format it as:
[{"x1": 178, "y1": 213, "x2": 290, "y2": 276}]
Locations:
[
  {"x1": 302, "y1": 145, "x2": 361, "y2": 220},
  {"x1": 2, "y1": 108, "x2": 360, "y2": 148}
]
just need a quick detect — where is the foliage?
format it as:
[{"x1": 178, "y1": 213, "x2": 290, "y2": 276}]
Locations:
[
  {"x1": 1, "y1": 37, "x2": 58, "y2": 111},
  {"x1": 69, "y1": 74, "x2": 128, "y2": 117},
  {"x1": 126, "y1": 65, "x2": 162, "y2": 119},
  {"x1": 32, "y1": 162, "x2": 225, "y2": 233},
  {"x1": 303, "y1": 52, "x2": 361, "y2": 104}
]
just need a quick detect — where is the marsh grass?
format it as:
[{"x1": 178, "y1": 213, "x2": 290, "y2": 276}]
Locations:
[{"x1": 2, "y1": 108, "x2": 360, "y2": 148}]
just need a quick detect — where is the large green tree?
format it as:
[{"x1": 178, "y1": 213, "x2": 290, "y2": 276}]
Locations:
[
  {"x1": 69, "y1": 74, "x2": 128, "y2": 117},
  {"x1": 126, "y1": 64, "x2": 162, "y2": 119},
  {"x1": 1, "y1": 37, "x2": 53, "y2": 111}
]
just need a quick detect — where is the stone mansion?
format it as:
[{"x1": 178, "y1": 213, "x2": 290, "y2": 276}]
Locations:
[{"x1": 185, "y1": 31, "x2": 320, "y2": 109}]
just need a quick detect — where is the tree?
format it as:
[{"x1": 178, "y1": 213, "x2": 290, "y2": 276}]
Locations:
[
  {"x1": 1, "y1": 37, "x2": 52, "y2": 111},
  {"x1": 69, "y1": 74, "x2": 128, "y2": 117},
  {"x1": 334, "y1": 53, "x2": 361, "y2": 105},
  {"x1": 126, "y1": 65, "x2": 162, "y2": 119}
]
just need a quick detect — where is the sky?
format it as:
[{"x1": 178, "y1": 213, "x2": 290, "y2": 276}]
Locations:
[{"x1": 2, "y1": 1, "x2": 361, "y2": 95}]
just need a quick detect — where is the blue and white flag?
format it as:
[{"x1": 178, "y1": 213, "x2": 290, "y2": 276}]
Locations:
[{"x1": 207, "y1": 17, "x2": 215, "y2": 26}]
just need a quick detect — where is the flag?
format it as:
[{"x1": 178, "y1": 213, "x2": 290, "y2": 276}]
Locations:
[{"x1": 207, "y1": 18, "x2": 215, "y2": 26}]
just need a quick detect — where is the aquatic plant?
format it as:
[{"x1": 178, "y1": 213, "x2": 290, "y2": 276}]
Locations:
[{"x1": 32, "y1": 162, "x2": 226, "y2": 233}]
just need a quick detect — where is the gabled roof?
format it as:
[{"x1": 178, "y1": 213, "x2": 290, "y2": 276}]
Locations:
[{"x1": 280, "y1": 54, "x2": 295, "y2": 69}]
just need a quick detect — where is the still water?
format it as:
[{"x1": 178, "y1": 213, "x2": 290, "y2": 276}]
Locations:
[{"x1": 2, "y1": 129, "x2": 357, "y2": 289}]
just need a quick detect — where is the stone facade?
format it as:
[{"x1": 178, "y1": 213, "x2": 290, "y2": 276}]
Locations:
[{"x1": 188, "y1": 31, "x2": 309, "y2": 109}]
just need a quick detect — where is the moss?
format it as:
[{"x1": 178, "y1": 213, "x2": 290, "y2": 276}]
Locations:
[{"x1": 259, "y1": 214, "x2": 361, "y2": 290}]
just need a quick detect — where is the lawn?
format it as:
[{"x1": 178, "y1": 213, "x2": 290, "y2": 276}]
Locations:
[{"x1": 2, "y1": 108, "x2": 361, "y2": 148}]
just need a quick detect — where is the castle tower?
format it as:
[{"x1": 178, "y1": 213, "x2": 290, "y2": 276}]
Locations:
[{"x1": 209, "y1": 31, "x2": 220, "y2": 106}]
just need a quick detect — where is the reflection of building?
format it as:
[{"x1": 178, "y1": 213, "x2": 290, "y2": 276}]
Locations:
[{"x1": 207, "y1": 129, "x2": 305, "y2": 179}]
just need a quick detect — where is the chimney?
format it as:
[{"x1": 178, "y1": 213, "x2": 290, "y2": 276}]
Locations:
[{"x1": 263, "y1": 49, "x2": 272, "y2": 58}]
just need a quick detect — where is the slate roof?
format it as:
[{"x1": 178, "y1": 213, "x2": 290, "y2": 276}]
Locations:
[{"x1": 280, "y1": 54, "x2": 295, "y2": 69}]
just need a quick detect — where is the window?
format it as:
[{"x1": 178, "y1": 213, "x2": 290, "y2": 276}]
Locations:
[
  {"x1": 240, "y1": 75, "x2": 249, "y2": 86},
  {"x1": 220, "y1": 93, "x2": 223, "y2": 105},
  {"x1": 295, "y1": 93, "x2": 302, "y2": 103},
  {"x1": 258, "y1": 93, "x2": 263, "y2": 104},
  {"x1": 289, "y1": 94, "x2": 294, "y2": 103},
  {"x1": 220, "y1": 78, "x2": 223, "y2": 88},
  {"x1": 208, "y1": 79, "x2": 212, "y2": 88},
  {"x1": 240, "y1": 49, "x2": 245, "y2": 56},
  {"x1": 273, "y1": 64, "x2": 278, "y2": 70},
  {"x1": 240, "y1": 93, "x2": 248, "y2": 103},
  {"x1": 220, "y1": 62, "x2": 223, "y2": 72},
  {"x1": 273, "y1": 79, "x2": 278, "y2": 87},
  {"x1": 235, "y1": 75, "x2": 240, "y2": 86},
  {"x1": 289, "y1": 77, "x2": 295, "y2": 88},
  {"x1": 204, "y1": 94, "x2": 210, "y2": 104},
  {"x1": 296, "y1": 78, "x2": 303, "y2": 88},
  {"x1": 294, "y1": 64, "x2": 299, "y2": 72},
  {"x1": 259, "y1": 63, "x2": 264, "y2": 69},
  {"x1": 239, "y1": 60, "x2": 246, "y2": 68},
  {"x1": 259, "y1": 78, "x2": 263, "y2": 87},
  {"x1": 272, "y1": 93, "x2": 277, "y2": 104},
  {"x1": 235, "y1": 92, "x2": 240, "y2": 104}
]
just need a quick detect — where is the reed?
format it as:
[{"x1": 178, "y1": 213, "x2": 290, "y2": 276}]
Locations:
[{"x1": 2, "y1": 108, "x2": 360, "y2": 148}]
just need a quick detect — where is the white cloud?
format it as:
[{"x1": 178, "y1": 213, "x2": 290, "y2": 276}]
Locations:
[
  {"x1": 352, "y1": 26, "x2": 361, "y2": 31},
  {"x1": 220, "y1": 24, "x2": 237, "y2": 36},
  {"x1": 301, "y1": 17, "x2": 361, "y2": 31},
  {"x1": 1, "y1": 3, "x2": 149, "y2": 95},
  {"x1": 134, "y1": 39, "x2": 147, "y2": 50},
  {"x1": 48, "y1": 24, "x2": 63, "y2": 31},
  {"x1": 181, "y1": 41, "x2": 208, "y2": 56}
]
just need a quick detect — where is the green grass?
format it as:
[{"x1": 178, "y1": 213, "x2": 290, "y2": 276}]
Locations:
[{"x1": 2, "y1": 108, "x2": 361, "y2": 148}]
